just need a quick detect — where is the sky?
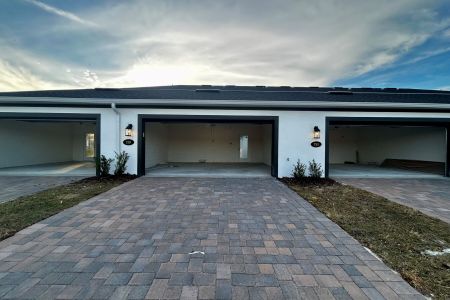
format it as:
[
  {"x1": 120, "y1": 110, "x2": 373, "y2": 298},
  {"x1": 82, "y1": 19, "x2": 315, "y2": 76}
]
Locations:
[{"x1": 0, "y1": 0, "x2": 449, "y2": 92}]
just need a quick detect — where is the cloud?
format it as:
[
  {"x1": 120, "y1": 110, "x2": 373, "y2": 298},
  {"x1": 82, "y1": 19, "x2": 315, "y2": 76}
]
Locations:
[
  {"x1": 444, "y1": 28, "x2": 450, "y2": 38},
  {"x1": 0, "y1": 60, "x2": 55, "y2": 91},
  {"x1": 89, "y1": 0, "x2": 447, "y2": 87},
  {"x1": 1, "y1": 0, "x2": 448, "y2": 90},
  {"x1": 0, "y1": 43, "x2": 102, "y2": 91},
  {"x1": 24, "y1": 0, "x2": 96, "y2": 27},
  {"x1": 405, "y1": 46, "x2": 450, "y2": 65}
]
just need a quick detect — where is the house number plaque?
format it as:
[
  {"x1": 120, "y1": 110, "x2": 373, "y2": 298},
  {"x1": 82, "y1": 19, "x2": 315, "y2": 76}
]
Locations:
[{"x1": 123, "y1": 139, "x2": 134, "y2": 146}]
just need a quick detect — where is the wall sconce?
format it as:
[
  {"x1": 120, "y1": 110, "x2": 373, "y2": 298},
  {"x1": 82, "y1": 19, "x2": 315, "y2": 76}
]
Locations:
[
  {"x1": 313, "y1": 126, "x2": 321, "y2": 139},
  {"x1": 125, "y1": 124, "x2": 133, "y2": 137}
]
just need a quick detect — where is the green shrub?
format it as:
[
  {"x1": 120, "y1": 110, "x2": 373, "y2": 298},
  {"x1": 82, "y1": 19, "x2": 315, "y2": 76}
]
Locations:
[
  {"x1": 99, "y1": 155, "x2": 113, "y2": 177},
  {"x1": 114, "y1": 151, "x2": 130, "y2": 175},
  {"x1": 292, "y1": 160, "x2": 307, "y2": 179},
  {"x1": 308, "y1": 159, "x2": 323, "y2": 178}
]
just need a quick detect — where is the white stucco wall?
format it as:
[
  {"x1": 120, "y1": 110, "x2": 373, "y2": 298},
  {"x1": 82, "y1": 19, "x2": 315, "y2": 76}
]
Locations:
[
  {"x1": 119, "y1": 109, "x2": 327, "y2": 177},
  {"x1": 1, "y1": 105, "x2": 449, "y2": 177},
  {"x1": 99, "y1": 108, "x2": 450, "y2": 177}
]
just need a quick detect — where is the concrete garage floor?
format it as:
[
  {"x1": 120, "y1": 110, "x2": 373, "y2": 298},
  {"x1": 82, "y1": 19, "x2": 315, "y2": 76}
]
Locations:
[
  {"x1": 330, "y1": 164, "x2": 443, "y2": 179},
  {"x1": 0, "y1": 161, "x2": 96, "y2": 177},
  {"x1": 146, "y1": 163, "x2": 272, "y2": 178}
]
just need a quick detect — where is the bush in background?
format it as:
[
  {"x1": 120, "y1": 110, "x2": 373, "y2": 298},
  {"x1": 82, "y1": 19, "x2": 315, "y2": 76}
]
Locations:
[
  {"x1": 99, "y1": 155, "x2": 113, "y2": 177},
  {"x1": 114, "y1": 151, "x2": 130, "y2": 175},
  {"x1": 308, "y1": 159, "x2": 323, "y2": 178},
  {"x1": 292, "y1": 160, "x2": 307, "y2": 179}
]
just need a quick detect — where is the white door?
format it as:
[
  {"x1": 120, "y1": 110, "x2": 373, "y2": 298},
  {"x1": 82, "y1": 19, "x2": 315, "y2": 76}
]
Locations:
[{"x1": 85, "y1": 133, "x2": 95, "y2": 160}]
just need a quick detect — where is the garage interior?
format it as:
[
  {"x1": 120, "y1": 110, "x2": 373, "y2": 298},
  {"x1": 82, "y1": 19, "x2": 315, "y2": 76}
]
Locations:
[
  {"x1": 143, "y1": 122, "x2": 274, "y2": 177},
  {"x1": 328, "y1": 124, "x2": 448, "y2": 178},
  {"x1": 0, "y1": 118, "x2": 97, "y2": 176}
]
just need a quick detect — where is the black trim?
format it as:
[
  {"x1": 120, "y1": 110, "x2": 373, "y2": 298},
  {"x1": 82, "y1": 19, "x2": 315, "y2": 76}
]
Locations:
[
  {"x1": 325, "y1": 117, "x2": 450, "y2": 178},
  {"x1": 447, "y1": 127, "x2": 450, "y2": 177},
  {"x1": 272, "y1": 117, "x2": 279, "y2": 177},
  {"x1": 137, "y1": 114, "x2": 279, "y2": 177},
  {"x1": 0, "y1": 112, "x2": 101, "y2": 176},
  {"x1": 138, "y1": 114, "x2": 144, "y2": 177},
  {"x1": 0, "y1": 102, "x2": 110, "y2": 108},
  {"x1": 95, "y1": 116, "x2": 101, "y2": 177},
  {"x1": 325, "y1": 121, "x2": 330, "y2": 178}
]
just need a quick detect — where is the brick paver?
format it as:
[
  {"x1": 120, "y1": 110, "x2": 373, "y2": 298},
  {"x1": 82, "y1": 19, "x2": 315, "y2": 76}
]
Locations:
[
  {"x1": 0, "y1": 177, "x2": 423, "y2": 299},
  {"x1": 337, "y1": 178, "x2": 450, "y2": 224}
]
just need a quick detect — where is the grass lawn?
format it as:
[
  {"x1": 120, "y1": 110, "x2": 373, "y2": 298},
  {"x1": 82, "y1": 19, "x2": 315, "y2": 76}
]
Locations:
[
  {"x1": 0, "y1": 176, "x2": 135, "y2": 241},
  {"x1": 283, "y1": 178, "x2": 450, "y2": 299}
]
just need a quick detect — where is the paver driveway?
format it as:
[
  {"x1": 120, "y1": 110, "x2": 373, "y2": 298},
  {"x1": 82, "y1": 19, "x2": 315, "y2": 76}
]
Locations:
[{"x1": 0, "y1": 177, "x2": 423, "y2": 299}]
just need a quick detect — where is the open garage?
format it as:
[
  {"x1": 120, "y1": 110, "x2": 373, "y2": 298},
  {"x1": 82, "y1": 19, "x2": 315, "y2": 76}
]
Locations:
[
  {"x1": 0, "y1": 113, "x2": 99, "y2": 177},
  {"x1": 138, "y1": 115, "x2": 277, "y2": 177},
  {"x1": 326, "y1": 118, "x2": 449, "y2": 178}
]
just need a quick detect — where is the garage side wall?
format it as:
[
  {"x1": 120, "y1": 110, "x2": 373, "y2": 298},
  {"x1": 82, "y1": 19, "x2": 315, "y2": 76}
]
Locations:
[
  {"x1": 145, "y1": 123, "x2": 168, "y2": 168},
  {"x1": 263, "y1": 124, "x2": 272, "y2": 165},
  {"x1": 329, "y1": 127, "x2": 358, "y2": 164}
]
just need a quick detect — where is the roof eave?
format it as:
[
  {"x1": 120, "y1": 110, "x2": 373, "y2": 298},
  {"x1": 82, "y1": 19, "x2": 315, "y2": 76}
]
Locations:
[{"x1": 1, "y1": 96, "x2": 450, "y2": 111}]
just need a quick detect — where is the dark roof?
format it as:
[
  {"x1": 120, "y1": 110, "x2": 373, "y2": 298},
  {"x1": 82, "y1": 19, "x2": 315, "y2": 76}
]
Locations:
[{"x1": 1, "y1": 85, "x2": 450, "y2": 104}]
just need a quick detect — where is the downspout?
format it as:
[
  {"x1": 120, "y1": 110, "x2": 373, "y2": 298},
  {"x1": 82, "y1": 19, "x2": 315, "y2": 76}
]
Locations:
[{"x1": 111, "y1": 103, "x2": 121, "y2": 154}]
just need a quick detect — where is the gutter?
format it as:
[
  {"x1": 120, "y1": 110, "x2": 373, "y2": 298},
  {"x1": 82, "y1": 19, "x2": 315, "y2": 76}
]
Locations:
[
  {"x1": 111, "y1": 103, "x2": 120, "y2": 153},
  {"x1": 2, "y1": 96, "x2": 450, "y2": 112}
]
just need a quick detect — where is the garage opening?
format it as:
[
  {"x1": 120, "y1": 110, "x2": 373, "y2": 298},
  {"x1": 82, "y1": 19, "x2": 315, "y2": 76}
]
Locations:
[
  {"x1": 326, "y1": 118, "x2": 449, "y2": 178},
  {"x1": 0, "y1": 114, "x2": 100, "y2": 176},
  {"x1": 139, "y1": 116, "x2": 278, "y2": 177}
]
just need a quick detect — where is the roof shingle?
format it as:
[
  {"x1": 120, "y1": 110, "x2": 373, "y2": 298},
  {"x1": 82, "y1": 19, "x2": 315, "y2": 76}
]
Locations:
[{"x1": 0, "y1": 85, "x2": 450, "y2": 104}]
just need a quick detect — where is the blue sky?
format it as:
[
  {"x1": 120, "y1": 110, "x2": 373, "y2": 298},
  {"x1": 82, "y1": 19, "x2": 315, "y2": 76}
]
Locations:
[{"x1": 0, "y1": 0, "x2": 449, "y2": 91}]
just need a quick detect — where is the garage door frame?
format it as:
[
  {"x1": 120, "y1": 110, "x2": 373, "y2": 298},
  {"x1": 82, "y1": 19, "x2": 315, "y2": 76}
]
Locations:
[
  {"x1": 138, "y1": 114, "x2": 279, "y2": 177},
  {"x1": 0, "y1": 112, "x2": 101, "y2": 176},
  {"x1": 325, "y1": 117, "x2": 450, "y2": 178}
]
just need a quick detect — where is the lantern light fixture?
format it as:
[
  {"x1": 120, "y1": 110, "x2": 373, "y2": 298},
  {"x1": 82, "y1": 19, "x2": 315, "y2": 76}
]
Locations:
[
  {"x1": 125, "y1": 124, "x2": 133, "y2": 137},
  {"x1": 313, "y1": 126, "x2": 321, "y2": 139}
]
